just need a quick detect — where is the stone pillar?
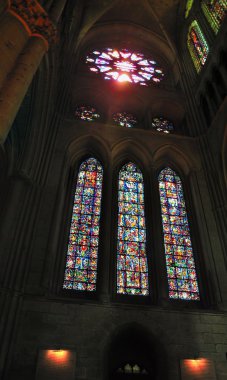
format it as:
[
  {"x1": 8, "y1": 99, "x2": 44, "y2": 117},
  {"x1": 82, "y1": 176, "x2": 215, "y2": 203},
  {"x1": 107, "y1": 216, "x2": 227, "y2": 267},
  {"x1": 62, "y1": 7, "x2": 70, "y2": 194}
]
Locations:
[
  {"x1": 0, "y1": 0, "x2": 56, "y2": 145},
  {"x1": 0, "y1": 12, "x2": 29, "y2": 89},
  {"x1": 49, "y1": 0, "x2": 68, "y2": 22}
]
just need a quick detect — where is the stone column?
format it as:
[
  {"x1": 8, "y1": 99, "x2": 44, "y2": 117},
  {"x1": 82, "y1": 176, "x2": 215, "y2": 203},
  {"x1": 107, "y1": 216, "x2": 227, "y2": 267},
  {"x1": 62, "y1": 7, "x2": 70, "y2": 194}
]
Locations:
[
  {"x1": 49, "y1": 0, "x2": 68, "y2": 22},
  {"x1": 0, "y1": 0, "x2": 56, "y2": 145},
  {"x1": 0, "y1": 12, "x2": 29, "y2": 89}
]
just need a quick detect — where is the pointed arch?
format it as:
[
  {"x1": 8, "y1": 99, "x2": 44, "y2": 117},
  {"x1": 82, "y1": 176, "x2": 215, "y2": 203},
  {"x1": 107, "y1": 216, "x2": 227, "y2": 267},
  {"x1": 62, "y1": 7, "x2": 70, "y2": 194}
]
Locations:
[
  {"x1": 185, "y1": 0, "x2": 194, "y2": 18},
  {"x1": 201, "y1": 0, "x2": 227, "y2": 34},
  {"x1": 187, "y1": 20, "x2": 209, "y2": 72},
  {"x1": 158, "y1": 167, "x2": 200, "y2": 300},
  {"x1": 117, "y1": 162, "x2": 149, "y2": 296},
  {"x1": 63, "y1": 157, "x2": 103, "y2": 291}
]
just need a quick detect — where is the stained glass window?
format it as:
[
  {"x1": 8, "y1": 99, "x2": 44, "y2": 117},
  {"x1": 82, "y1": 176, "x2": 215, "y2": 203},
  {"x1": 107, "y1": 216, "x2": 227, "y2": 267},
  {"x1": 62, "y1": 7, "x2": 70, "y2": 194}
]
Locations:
[
  {"x1": 185, "y1": 0, "x2": 194, "y2": 18},
  {"x1": 63, "y1": 158, "x2": 103, "y2": 291},
  {"x1": 158, "y1": 168, "x2": 200, "y2": 300},
  {"x1": 201, "y1": 0, "x2": 227, "y2": 34},
  {"x1": 117, "y1": 163, "x2": 149, "y2": 296},
  {"x1": 151, "y1": 117, "x2": 174, "y2": 133},
  {"x1": 113, "y1": 112, "x2": 138, "y2": 128},
  {"x1": 86, "y1": 48, "x2": 164, "y2": 86},
  {"x1": 75, "y1": 106, "x2": 100, "y2": 122},
  {"x1": 187, "y1": 20, "x2": 209, "y2": 72}
]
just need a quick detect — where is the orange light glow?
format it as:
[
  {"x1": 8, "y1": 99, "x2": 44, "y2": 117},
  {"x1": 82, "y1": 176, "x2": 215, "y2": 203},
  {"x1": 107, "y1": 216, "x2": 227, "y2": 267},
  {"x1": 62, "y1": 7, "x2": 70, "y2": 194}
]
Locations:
[
  {"x1": 117, "y1": 74, "x2": 132, "y2": 83},
  {"x1": 182, "y1": 358, "x2": 211, "y2": 376},
  {"x1": 46, "y1": 350, "x2": 69, "y2": 364}
]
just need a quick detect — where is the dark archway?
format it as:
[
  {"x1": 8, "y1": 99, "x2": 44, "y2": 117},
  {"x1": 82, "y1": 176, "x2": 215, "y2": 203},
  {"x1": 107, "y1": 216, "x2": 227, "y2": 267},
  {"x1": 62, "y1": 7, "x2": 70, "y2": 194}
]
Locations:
[{"x1": 107, "y1": 323, "x2": 168, "y2": 380}]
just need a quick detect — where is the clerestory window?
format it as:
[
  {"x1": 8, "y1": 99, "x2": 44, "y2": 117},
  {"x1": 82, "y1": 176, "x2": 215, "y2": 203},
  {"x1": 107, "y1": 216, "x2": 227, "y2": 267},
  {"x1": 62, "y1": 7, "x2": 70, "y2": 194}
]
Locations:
[{"x1": 63, "y1": 157, "x2": 103, "y2": 292}]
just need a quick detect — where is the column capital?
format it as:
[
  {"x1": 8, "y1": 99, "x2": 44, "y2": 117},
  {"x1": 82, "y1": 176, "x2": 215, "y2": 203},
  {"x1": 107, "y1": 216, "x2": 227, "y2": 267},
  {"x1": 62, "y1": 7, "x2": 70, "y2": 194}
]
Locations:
[{"x1": 8, "y1": 0, "x2": 57, "y2": 48}]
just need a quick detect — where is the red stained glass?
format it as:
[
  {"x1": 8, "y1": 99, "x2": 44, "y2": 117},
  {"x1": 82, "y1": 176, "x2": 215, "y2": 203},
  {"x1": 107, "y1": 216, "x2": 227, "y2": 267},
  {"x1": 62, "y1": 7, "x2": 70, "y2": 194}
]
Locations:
[
  {"x1": 63, "y1": 158, "x2": 103, "y2": 291},
  {"x1": 158, "y1": 168, "x2": 200, "y2": 301}
]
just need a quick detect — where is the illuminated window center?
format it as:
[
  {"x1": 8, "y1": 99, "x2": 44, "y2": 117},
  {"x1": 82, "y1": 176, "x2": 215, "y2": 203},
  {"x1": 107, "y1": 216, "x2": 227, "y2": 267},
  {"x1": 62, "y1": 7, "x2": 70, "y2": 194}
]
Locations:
[
  {"x1": 114, "y1": 60, "x2": 136, "y2": 72},
  {"x1": 86, "y1": 48, "x2": 164, "y2": 86}
]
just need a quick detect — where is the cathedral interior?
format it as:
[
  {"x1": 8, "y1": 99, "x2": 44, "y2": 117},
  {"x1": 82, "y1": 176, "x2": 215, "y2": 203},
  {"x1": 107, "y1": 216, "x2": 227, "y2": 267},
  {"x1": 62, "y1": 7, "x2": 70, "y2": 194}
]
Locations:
[{"x1": 0, "y1": 0, "x2": 227, "y2": 379}]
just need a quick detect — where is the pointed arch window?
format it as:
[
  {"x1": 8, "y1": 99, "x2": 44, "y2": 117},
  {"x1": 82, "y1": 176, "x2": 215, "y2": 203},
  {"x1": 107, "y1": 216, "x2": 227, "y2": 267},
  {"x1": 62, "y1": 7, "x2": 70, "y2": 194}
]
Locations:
[
  {"x1": 187, "y1": 20, "x2": 209, "y2": 72},
  {"x1": 158, "y1": 168, "x2": 200, "y2": 301},
  {"x1": 185, "y1": 0, "x2": 194, "y2": 18},
  {"x1": 117, "y1": 163, "x2": 149, "y2": 296},
  {"x1": 201, "y1": 0, "x2": 227, "y2": 34},
  {"x1": 63, "y1": 157, "x2": 103, "y2": 292}
]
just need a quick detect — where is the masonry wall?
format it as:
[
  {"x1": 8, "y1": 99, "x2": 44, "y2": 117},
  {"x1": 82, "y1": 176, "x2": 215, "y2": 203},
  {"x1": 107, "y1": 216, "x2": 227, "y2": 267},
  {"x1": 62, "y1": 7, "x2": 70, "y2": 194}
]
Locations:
[{"x1": 7, "y1": 300, "x2": 227, "y2": 380}]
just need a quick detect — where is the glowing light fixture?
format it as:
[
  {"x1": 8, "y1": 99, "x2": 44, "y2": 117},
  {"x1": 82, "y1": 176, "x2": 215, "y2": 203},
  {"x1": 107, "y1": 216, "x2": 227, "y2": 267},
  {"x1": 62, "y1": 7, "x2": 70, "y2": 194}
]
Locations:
[
  {"x1": 181, "y1": 358, "x2": 217, "y2": 379},
  {"x1": 46, "y1": 350, "x2": 69, "y2": 363},
  {"x1": 86, "y1": 48, "x2": 164, "y2": 86},
  {"x1": 35, "y1": 349, "x2": 76, "y2": 380}
]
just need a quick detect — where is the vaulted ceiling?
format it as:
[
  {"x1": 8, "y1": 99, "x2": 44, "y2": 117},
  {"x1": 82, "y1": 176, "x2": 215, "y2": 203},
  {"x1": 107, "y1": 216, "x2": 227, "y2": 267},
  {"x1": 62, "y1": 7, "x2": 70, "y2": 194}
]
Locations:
[{"x1": 67, "y1": 0, "x2": 185, "y2": 128}]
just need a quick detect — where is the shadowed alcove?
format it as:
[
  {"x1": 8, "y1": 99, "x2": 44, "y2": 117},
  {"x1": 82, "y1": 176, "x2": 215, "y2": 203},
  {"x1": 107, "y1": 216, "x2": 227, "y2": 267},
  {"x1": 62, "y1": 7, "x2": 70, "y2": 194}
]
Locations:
[{"x1": 107, "y1": 323, "x2": 168, "y2": 380}]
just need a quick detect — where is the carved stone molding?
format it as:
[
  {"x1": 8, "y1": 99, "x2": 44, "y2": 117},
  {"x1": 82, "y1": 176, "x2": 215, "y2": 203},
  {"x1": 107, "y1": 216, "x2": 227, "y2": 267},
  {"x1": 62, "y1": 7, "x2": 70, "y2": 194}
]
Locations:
[{"x1": 9, "y1": 0, "x2": 57, "y2": 47}]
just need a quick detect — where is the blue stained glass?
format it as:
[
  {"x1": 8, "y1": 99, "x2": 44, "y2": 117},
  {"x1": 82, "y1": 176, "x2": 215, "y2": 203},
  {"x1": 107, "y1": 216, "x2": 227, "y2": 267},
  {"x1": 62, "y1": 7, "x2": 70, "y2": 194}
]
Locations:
[
  {"x1": 158, "y1": 167, "x2": 200, "y2": 301},
  {"x1": 117, "y1": 163, "x2": 149, "y2": 295},
  {"x1": 63, "y1": 158, "x2": 103, "y2": 291}
]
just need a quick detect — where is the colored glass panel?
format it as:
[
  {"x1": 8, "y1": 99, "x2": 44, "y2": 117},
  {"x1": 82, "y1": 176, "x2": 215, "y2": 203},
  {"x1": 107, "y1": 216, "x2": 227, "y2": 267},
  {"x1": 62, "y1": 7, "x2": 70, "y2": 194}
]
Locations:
[
  {"x1": 185, "y1": 0, "x2": 194, "y2": 18},
  {"x1": 201, "y1": 0, "x2": 227, "y2": 34},
  {"x1": 117, "y1": 163, "x2": 149, "y2": 295},
  {"x1": 187, "y1": 20, "x2": 209, "y2": 72},
  {"x1": 75, "y1": 106, "x2": 100, "y2": 121},
  {"x1": 113, "y1": 112, "x2": 138, "y2": 128},
  {"x1": 151, "y1": 117, "x2": 174, "y2": 133},
  {"x1": 86, "y1": 48, "x2": 164, "y2": 86},
  {"x1": 63, "y1": 158, "x2": 103, "y2": 291},
  {"x1": 158, "y1": 167, "x2": 200, "y2": 301}
]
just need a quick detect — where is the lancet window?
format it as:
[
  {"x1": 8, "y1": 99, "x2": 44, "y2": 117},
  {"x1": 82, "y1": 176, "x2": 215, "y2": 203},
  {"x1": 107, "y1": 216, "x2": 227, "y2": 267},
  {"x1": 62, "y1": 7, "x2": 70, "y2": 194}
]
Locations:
[
  {"x1": 117, "y1": 163, "x2": 149, "y2": 296},
  {"x1": 63, "y1": 158, "x2": 103, "y2": 291},
  {"x1": 187, "y1": 20, "x2": 209, "y2": 72},
  {"x1": 201, "y1": 0, "x2": 227, "y2": 34},
  {"x1": 158, "y1": 168, "x2": 200, "y2": 301}
]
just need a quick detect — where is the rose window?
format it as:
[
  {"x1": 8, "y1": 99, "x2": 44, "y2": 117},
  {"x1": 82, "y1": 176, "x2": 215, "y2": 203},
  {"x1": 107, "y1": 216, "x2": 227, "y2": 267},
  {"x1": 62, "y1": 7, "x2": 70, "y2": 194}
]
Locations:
[
  {"x1": 151, "y1": 117, "x2": 174, "y2": 133},
  {"x1": 86, "y1": 48, "x2": 164, "y2": 86},
  {"x1": 75, "y1": 106, "x2": 100, "y2": 122},
  {"x1": 113, "y1": 112, "x2": 138, "y2": 128}
]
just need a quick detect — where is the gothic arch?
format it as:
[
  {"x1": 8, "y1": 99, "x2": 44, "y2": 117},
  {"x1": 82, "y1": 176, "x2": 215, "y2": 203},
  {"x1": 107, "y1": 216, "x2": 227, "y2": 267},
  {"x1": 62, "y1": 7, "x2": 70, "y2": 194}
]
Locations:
[
  {"x1": 148, "y1": 98, "x2": 186, "y2": 128},
  {"x1": 78, "y1": 19, "x2": 178, "y2": 67},
  {"x1": 103, "y1": 322, "x2": 168, "y2": 380},
  {"x1": 112, "y1": 138, "x2": 150, "y2": 170},
  {"x1": 66, "y1": 134, "x2": 110, "y2": 173},
  {"x1": 71, "y1": 84, "x2": 109, "y2": 122},
  {"x1": 46, "y1": 136, "x2": 109, "y2": 293},
  {"x1": 152, "y1": 143, "x2": 200, "y2": 174}
]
